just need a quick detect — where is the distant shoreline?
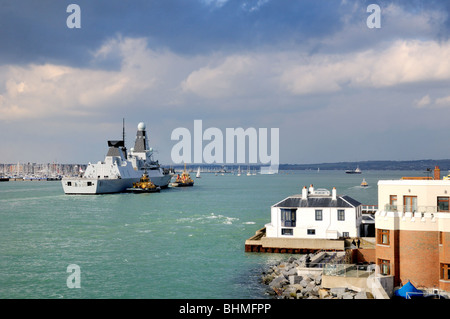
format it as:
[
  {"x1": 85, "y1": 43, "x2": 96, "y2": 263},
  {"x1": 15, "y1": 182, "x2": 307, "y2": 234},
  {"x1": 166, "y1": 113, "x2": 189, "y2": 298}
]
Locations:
[
  {"x1": 173, "y1": 159, "x2": 450, "y2": 171},
  {"x1": 279, "y1": 159, "x2": 450, "y2": 171},
  {"x1": 2, "y1": 159, "x2": 449, "y2": 175}
]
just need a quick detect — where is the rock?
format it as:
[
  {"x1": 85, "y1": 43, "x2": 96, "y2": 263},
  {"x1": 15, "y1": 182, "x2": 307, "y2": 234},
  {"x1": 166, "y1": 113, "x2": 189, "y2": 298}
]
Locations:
[
  {"x1": 330, "y1": 287, "x2": 347, "y2": 298},
  {"x1": 300, "y1": 278, "x2": 311, "y2": 288},
  {"x1": 302, "y1": 284, "x2": 314, "y2": 295},
  {"x1": 284, "y1": 268, "x2": 298, "y2": 277},
  {"x1": 289, "y1": 275, "x2": 302, "y2": 285},
  {"x1": 354, "y1": 291, "x2": 368, "y2": 299},
  {"x1": 314, "y1": 274, "x2": 322, "y2": 285},
  {"x1": 287, "y1": 256, "x2": 296, "y2": 264},
  {"x1": 269, "y1": 275, "x2": 288, "y2": 289},
  {"x1": 318, "y1": 288, "x2": 330, "y2": 299},
  {"x1": 342, "y1": 292, "x2": 354, "y2": 299},
  {"x1": 261, "y1": 273, "x2": 275, "y2": 285},
  {"x1": 311, "y1": 285, "x2": 320, "y2": 296}
]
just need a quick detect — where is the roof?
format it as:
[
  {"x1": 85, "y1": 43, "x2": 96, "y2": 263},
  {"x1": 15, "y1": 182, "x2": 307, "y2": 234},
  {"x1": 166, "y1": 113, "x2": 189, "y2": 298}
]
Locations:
[{"x1": 273, "y1": 195, "x2": 361, "y2": 209}]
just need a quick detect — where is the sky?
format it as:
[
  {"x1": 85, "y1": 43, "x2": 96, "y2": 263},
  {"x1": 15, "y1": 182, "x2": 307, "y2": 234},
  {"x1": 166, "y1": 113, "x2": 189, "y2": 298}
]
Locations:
[{"x1": 1, "y1": 0, "x2": 450, "y2": 165}]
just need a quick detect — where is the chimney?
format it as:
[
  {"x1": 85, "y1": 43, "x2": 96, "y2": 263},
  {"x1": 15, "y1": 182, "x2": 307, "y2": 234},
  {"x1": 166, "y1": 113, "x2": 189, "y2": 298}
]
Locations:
[
  {"x1": 309, "y1": 184, "x2": 314, "y2": 194},
  {"x1": 434, "y1": 166, "x2": 441, "y2": 180},
  {"x1": 332, "y1": 187, "x2": 337, "y2": 200},
  {"x1": 302, "y1": 186, "x2": 308, "y2": 199}
]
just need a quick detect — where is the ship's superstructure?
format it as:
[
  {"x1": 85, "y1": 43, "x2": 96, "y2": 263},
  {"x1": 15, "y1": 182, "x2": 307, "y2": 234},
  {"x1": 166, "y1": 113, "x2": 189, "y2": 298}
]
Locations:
[{"x1": 62, "y1": 122, "x2": 172, "y2": 194}]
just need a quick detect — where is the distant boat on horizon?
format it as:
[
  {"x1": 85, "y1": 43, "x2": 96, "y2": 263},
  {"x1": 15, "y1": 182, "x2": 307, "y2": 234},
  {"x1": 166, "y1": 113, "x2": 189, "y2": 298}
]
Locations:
[
  {"x1": 345, "y1": 166, "x2": 362, "y2": 174},
  {"x1": 196, "y1": 166, "x2": 201, "y2": 178}
]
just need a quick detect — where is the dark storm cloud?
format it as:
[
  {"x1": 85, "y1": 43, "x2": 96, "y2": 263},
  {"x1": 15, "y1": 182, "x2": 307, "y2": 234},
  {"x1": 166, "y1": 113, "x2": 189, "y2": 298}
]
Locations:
[{"x1": 0, "y1": 0, "x2": 350, "y2": 67}]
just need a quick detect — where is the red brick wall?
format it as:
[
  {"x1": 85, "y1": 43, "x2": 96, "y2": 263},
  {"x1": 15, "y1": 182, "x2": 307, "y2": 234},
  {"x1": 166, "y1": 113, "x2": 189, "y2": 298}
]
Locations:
[
  {"x1": 399, "y1": 230, "x2": 440, "y2": 289},
  {"x1": 440, "y1": 231, "x2": 450, "y2": 291},
  {"x1": 353, "y1": 248, "x2": 376, "y2": 264},
  {"x1": 376, "y1": 229, "x2": 400, "y2": 285}
]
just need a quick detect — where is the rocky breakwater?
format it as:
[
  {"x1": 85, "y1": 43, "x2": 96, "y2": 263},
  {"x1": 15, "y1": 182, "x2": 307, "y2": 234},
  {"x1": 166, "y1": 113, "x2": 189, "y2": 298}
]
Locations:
[{"x1": 261, "y1": 254, "x2": 374, "y2": 299}]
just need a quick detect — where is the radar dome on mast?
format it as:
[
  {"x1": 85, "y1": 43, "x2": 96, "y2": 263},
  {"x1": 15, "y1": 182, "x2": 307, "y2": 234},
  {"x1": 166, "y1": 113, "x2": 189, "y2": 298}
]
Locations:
[{"x1": 137, "y1": 122, "x2": 146, "y2": 131}]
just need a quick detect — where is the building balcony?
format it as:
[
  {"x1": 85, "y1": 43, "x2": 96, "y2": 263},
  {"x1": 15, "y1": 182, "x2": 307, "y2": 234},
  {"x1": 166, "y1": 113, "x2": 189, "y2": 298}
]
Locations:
[{"x1": 383, "y1": 204, "x2": 449, "y2": 214}]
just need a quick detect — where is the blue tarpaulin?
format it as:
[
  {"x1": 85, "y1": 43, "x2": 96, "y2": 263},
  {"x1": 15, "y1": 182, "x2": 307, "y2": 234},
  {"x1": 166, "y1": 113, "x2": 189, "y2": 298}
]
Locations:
[{"x1": 394, "y1": 281, "x2": 423, "y2": 299}]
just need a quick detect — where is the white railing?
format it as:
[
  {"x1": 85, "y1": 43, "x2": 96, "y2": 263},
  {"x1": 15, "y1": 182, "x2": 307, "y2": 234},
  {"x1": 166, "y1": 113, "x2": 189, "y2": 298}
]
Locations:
[
  {"x1": 383, "y1": 204, "x2": 448, "y2": 214},
  {"x1": 323, "y1": 263, "x2": 376, "y2": 278}
]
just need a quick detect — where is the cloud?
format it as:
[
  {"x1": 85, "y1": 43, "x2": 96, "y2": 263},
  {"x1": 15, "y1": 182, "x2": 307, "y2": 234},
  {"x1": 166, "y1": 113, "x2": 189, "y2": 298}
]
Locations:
[
  {"x1": 414, "y1": 94, "x2": 431, "y2": 108},
  {"x1": 0, "y1": 38, "x2": 155, "y2": 120},
  {"x1": 241, "y1": 0, "x2": 271, "y2": 12},
  {"x1": 280, "y1": 39, "x2": 450, "y2": 95},
  {"x1": 4, "y1": 35, "x2": 450, "y2": 122},
  {"x1": 181, "y1": 38, "x2": 450, "y2": 99},
  {"x1": 413, "y1": 93, "x2": 450, "y2": 109},
  {"x1": 435, "y1": 95, "x2": 450, "y2": 107},
  {"x1": 181, "y1": 55, "x2": 266, "y2": 99}
]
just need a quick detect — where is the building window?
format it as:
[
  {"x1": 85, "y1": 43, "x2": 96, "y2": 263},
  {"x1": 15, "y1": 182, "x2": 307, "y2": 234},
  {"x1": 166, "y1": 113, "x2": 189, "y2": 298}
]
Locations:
[
  {"x1": 379, "y1": 259, "x2": 390, "y2": 275},
  {"x1": 437, "y1": 197, "x2": 449, "y2": 212},
  {"x1": 281, "y1": 209, "x2": 296, "y2": 227},
  {"x1": 390, "y1": 195, "x2": 397, "y2": 211},
  {"x1": 441, "y1": 264, "x2": 450, "y2": 281},
  {"x1": 281, "y1": 228, "x2": 293, "y2": 236},
  {"x1": 307, "y1": 229, "x2": 316, "y2": 235},
  {"x1": 403, "y1": 196, "x2": 417, "y2": 213},
  {"x1": 315, "y1": 210, "x2": 323, "y2": 221},
  {"x1": 377, "y1": 229, "x2": 390, "y2": 245},
  {"x1": 337, "y1": 209, "x2": 345, "y2": 221},
  {"x1": 342, "y1": 232, "x2": 349, "y2": 238}
]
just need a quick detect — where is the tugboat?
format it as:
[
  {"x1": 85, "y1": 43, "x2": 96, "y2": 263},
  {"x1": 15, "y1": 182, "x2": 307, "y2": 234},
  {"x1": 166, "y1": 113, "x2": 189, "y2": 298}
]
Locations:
[
  {"x1": 171, "y1": 164, "x2": 194, "y2": 187},
  {"x1": 126, "y1": 172, "x2": 161, "y2": 193},
  {"x1": 360, "y1": 178, "x2": 368, "y2": 187}
]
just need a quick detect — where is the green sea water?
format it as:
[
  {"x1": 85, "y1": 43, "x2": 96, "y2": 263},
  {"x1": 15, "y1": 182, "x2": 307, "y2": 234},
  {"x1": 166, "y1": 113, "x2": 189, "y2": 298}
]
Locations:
[{"x1": 0, "y1": 170, "x2": 420, "y2": 299}]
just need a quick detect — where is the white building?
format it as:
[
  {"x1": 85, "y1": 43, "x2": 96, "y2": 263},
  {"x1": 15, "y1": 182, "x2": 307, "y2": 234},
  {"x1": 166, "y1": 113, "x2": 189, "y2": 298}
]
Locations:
[{"x1": 265, "y1": 185, "x2": 363, "y2": 240}]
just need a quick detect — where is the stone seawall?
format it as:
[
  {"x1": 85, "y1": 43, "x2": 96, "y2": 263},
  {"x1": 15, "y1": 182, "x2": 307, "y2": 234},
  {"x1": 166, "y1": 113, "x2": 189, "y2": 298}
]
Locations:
[{"x1": 261, "y1": 254, "x2": 374, "y2": 299}]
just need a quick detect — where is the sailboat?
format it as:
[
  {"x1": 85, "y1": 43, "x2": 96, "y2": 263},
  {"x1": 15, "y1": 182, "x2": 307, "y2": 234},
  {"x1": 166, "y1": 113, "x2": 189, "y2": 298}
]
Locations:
[
  {"x1": 237, "y1": 166, "x2": 241, "y2": 176},
  {"x1": 196, "y1": 166, "x2": 201, "y2": 178},
  {"x1": 247, "y1": 165, "x2": 251, "y2": 176}
]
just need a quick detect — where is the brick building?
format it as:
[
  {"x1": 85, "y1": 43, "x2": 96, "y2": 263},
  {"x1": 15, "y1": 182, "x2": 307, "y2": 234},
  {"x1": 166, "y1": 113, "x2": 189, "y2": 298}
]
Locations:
[{"x1": 375, "y1": 167, "x2": 450, "y2": 292}]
